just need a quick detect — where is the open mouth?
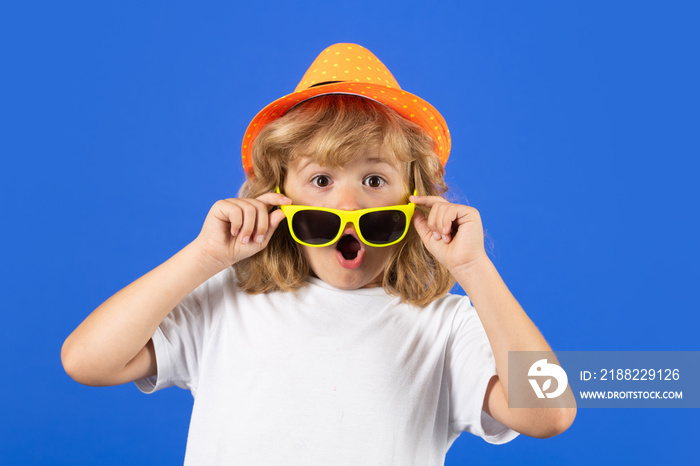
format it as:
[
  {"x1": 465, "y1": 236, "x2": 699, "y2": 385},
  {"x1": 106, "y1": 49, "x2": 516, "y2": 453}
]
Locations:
[{"x1": 337, "y1": 234, "x2": 361, "y2": 260}]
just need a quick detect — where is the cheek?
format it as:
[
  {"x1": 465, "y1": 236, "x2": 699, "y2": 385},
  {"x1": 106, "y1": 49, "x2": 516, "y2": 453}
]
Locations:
[
  {"x1": 366, "y1": 245, "x2": 396, "y2": 266},
  {"x1": 300, "y1": 245, "x2": 329, "y2": 267}
]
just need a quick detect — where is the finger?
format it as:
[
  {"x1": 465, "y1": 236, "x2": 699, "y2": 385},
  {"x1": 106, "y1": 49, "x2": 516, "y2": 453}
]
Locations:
[
  {"x1": 428, "y1": 202, "x2": 462, "y2": 243},
  {"x1": 409, "y1": 195, "x2": 449, "y2": 209},
  {"x1": 241, "y1": 209, "x2": 287, "y2": 250},
  {"x1": 412, "y1": 210, "x2": 450, "y2": 250},
  {"x1": 426, "y1": 202, "x2": 449, "y2": 238},
  {"x1": 256, "y1": 192, "x2": 292, "y2": 207},
  {"x1": 227, "y1": 203, "x2": 244, "y2": 238},
  {"x1": 250, "y1": 202, "x2": 270, "y2": 244},
  {"x1": 242, "y1": 197, "x2": 287, "y2": 243},
  {"x1": 237, "y1": 201, "x2": 258, "y2": 244},
  {"x1": 411, "y1": 209, "x2": 432, "y2": 241},
  {"x1": 437, "y1": 204, "x2": 459, "y2": 237},
  {"x1": 211, "y1": 200, "x2": 243, "y2": 237},
  {"x1": 218, "y1": 196, "x2": 288, "y2": 245}
]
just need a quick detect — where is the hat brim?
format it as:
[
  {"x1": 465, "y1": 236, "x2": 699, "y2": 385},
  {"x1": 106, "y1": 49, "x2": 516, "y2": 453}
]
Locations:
[{"x1": 241, "y1": 82, "x2": 450, "y2": 175}]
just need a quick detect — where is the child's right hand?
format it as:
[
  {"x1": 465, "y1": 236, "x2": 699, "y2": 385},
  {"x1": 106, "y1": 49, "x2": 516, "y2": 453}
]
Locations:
[{"x1": 192, "y1": 192, "x2": 291, "y2": 275}]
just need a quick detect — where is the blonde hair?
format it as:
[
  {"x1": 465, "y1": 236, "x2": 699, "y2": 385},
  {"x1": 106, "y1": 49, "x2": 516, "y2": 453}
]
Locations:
[{"x1": 234, "y1": 95, "x2": 454, "y2": 306}]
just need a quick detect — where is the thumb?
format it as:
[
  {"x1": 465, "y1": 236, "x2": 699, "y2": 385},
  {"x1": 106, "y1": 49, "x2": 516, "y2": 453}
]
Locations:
[
  {"x1": 252, "y1": 209, "x2": 287, "y2": 251},
  {"x1": 269, "y1": 209, "x2": 287, "y2": 231}
]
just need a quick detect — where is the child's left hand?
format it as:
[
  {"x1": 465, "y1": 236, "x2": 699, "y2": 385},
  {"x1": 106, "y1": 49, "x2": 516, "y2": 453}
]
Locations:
[{"x1": 410, "y1": 195, "x2": 490, "y2": 275}]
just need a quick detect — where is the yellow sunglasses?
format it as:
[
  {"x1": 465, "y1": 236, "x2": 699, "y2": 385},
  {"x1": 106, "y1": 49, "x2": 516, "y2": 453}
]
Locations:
[{"x1": 276, "y1": 187, "x2": 416, "y2": 247}]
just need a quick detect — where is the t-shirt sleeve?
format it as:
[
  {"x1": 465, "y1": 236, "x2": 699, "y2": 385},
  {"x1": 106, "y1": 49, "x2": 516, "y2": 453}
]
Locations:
[
  {"x1": 134, "y1": 268, "x2": 227, "y2": 397},
  {"x1": 446, "y1": 297, "x2": 519, "y2": 444}
]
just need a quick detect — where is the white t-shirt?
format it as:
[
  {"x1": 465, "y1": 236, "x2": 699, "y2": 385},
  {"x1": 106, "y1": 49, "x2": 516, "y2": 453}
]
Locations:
[{"x1": 136, "y1": 268, "x2": 518, "y2": 465}]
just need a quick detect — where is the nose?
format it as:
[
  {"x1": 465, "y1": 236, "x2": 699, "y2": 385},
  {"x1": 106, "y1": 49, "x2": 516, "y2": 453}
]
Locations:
[{"x1": 332, "y1": 185, "x2": 364, "y2": 211}]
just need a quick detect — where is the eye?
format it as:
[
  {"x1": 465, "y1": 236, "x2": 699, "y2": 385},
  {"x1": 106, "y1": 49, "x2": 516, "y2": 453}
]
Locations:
[
  {"x1": 311, "y1": 175, "x2": 332, "y2": 188},
  {"x1": 363, "y1": 175, "x2": 385, "y2": 188}
]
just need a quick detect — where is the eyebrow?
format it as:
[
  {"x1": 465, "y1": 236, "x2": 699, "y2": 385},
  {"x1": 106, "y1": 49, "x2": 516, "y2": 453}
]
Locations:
[
  {"x1": 362, "y1": 158, "x2": 404, "y2": 175},
  {"x1": 295, "y1": 156, "x2": 401, "y2": 175},
  {"x1": 299, "y1": 157, "x2": 394, "y2": 169},
  {"x1": 363, "y1": 157, "x2": 393, "y2": 166},
  {"x1": 297, "y1": 158, "x2": 315, "y2": 172}
]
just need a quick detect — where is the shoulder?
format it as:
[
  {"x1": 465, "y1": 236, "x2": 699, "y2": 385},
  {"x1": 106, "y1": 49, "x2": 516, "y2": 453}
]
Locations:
[
  {"x1": 415, "y1": 293, "x2": 492, "y2": 345},
  {"x1": 416, "y1": 292, "x2": 476, "y2": 321},
  {"x1": 164, "y1": 267, "x2": 243, "y2": 329},
  {"x1": 383, "y1": 292, "x2": 476, "y2": 336},
  {"x1": 195, "y1": 266, "x2": 258, "y2": 305},
  {"x1": 425, "y1": 292, "x2": 474, "y2": 310}
]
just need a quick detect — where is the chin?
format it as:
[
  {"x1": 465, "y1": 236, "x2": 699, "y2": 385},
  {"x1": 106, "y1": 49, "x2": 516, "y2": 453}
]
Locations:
[
  {"x1": 317, "y1": 269, "x2": 383, "y2": 290},
  {"x1": 303, "y1": 242, "x2": 392, "y2": 290}
]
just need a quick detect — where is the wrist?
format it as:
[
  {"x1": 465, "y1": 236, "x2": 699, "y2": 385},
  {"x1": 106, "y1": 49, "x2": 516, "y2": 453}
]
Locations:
[
  {"x1": 184, "y1": 239, "x2": 231, "y2": 279},
  {"x1": 449, "y1": 254, "x2": 496, "y2": 293},
  {"x1": 449, "y1": 252, "x2": 491, "y2": 276}
]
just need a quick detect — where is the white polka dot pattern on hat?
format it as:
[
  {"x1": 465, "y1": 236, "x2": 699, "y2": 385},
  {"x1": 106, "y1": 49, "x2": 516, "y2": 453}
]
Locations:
[
  {"x1": 296, "y1": 44, "x2": 401, "y2": 91},
  {"x1": 242, "y1": 43, "x2": 451, "y2": 175}
]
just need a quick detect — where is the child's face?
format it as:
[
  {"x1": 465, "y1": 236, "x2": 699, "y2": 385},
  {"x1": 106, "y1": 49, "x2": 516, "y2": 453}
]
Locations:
[{"x1": 283, "y1": 151, "x2": 409, "y2": 290}]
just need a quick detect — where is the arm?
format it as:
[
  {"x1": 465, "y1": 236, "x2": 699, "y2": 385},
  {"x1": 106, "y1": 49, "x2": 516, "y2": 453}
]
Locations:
[
  {"x1": 411, "y1": 195, "x2": 576, "y2": 438},
  {"x1": 61, "y1": 193, "x2": 290, "y2": 386}
]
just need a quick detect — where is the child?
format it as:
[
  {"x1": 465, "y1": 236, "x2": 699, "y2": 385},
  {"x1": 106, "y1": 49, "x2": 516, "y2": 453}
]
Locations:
[{"x1": 62, "y1": 43, "x2": 575, "y2": 464}]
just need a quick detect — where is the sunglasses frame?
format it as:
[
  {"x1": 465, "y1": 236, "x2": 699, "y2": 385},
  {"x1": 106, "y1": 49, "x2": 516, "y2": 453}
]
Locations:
[{"x1": 276, "y1": 187, "x2": 416, "y2": 248}]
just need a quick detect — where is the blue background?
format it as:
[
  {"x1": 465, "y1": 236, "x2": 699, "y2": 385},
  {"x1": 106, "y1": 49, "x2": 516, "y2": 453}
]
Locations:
[{"x1": 2, "y1": 1, "x2": 698, "y2": 464}]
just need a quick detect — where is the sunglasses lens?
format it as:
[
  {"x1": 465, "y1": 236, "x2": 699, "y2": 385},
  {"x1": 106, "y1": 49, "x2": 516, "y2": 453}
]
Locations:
[
  {"x1": 291, "y1": 210, "x2": 342, "y2": 245},
  {"x1": 359, "y1": 210, "x2": 407, "y2": 244}
]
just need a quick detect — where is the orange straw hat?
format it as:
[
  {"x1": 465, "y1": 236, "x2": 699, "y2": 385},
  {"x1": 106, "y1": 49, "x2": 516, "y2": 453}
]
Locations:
[{"x1": 241, "y1": 43, "x2": 450, "y2": 176}]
